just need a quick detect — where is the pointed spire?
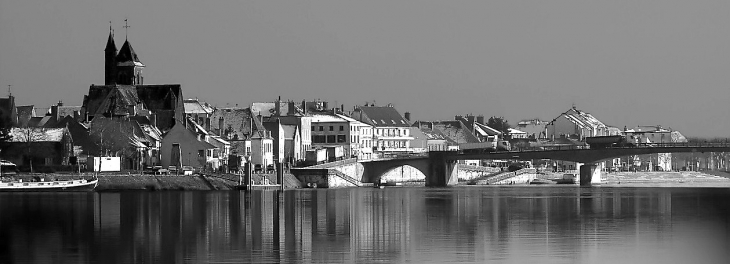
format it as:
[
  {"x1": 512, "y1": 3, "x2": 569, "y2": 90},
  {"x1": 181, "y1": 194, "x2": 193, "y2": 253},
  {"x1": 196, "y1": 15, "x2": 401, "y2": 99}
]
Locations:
[
  {"x1": 105, "y1": 23, "x2": 117, "y2": 52},
  {"x1": 116, "y1": 39, "x2": 141, "y2": 63}
]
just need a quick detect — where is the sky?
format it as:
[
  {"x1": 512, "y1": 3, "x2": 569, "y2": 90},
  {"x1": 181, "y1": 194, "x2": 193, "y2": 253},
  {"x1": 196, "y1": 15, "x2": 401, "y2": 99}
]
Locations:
[{"x1": 1, "y1": 0, "x2": 729, "y2": 138}]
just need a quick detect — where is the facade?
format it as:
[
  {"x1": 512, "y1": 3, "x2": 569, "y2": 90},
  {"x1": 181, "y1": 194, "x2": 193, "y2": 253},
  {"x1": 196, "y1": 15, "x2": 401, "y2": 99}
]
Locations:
[
  {"x1": 409, "y1": 127, "x2": 450, "y2": 152},
  {"x1": 160, "y1": 121, "x2": 216, "y2": 169},
  {"x1": 545, "y1": 106, "x2": 608, "y2": 140},
  {"x1": 310, "y1": 113, "x2": 358, "y2": 158},
  {"x1": 254, "y1": 99, "x2": 312, "y2": 163},
  {"x1": 623, "y1": 126, "x2": 687, "y2": 171},
  {"x1": 351, "y1": 120, "x2": 373, "y2": 160},
  {"x1": 0, "y1": 127, "x2": 73, "y2": 168},
  {"x1": 351, "y1": 105, "x2": 412, "y2": 156},
  {"x1": 282, "y1": 124, "x2": 302, "y2": 165},
  {"x1": 209, "y1": 107, "x2": 273, "y2": 170}
]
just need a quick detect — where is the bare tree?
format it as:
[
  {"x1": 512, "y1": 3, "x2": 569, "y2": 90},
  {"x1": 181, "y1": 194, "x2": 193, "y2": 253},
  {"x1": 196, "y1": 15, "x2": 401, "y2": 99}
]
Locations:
[
  {"x1": 15, "y1": 128, "x2": 48, "y2": 173},
  {"x1": 89, "y1": 118, "x2": 142, "y2": 170}
]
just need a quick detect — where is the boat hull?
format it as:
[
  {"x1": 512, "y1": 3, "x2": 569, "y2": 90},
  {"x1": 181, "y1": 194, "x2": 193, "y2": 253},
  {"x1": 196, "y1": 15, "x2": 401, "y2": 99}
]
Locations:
[{"x1": 0, "y1": 179, "x2": 98, "y2": 192}]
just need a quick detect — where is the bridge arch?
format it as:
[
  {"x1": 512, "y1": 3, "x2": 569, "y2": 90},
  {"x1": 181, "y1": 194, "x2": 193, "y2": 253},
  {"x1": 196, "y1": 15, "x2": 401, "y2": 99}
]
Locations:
[{"x1": 360, "y1": 158, "x2": 430, "y2": 183}]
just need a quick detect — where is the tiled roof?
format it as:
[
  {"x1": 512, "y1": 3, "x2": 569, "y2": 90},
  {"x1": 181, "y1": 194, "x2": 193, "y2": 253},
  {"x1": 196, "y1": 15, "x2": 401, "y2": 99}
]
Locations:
[
  {"x1": 310, "y1": 113, "x2": 347, "y2": 123},
  {"x1": 429, "y1": 120, "x2": 481, "y2": 144},
  {"x1": 355, "y1": 106, "x2": 410, "y2": 128},
  {"x1": 57, "y1": 106, "x2": 82, "y2": 120},
  {"x1": 184, "y1": 99, "x2": 213, "y2": 114},
  {"x1": 210, "y1": 107, "x2": 267, "y2": 140},
  {"x1": 8, "y1": 127, "x2": 66, "y2": 142},
  {"x1": 251, "y1": 101, "x2": 303, "y2": 117},
  {"x1": 136, "y1": 85, "x2": 182, "y2": 111}
]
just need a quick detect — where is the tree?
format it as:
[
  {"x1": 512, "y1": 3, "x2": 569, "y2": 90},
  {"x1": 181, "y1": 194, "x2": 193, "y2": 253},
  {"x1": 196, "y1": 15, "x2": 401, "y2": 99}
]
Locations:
[
  {"x1": 487, "y1": 116, "x2": 511, "y2": 138},
  {"x1": 16, "y1": 127, "x2": 47, "y2": 173}
]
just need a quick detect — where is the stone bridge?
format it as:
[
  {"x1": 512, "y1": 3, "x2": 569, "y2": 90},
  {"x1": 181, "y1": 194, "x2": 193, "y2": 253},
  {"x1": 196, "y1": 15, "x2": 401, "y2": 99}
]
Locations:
[{"x1": 362, "y1": 143, "x2": 730, "y2": 187}]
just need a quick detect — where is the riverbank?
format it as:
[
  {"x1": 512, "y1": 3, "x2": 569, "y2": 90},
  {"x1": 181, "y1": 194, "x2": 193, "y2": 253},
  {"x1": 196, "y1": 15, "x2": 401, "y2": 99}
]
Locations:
[
  {"x1": 537, "y1": 170, "x2": 730, "y2": 187},
  {"x1": 5, "y1": 172, "x2": 302, "y2": 191}
]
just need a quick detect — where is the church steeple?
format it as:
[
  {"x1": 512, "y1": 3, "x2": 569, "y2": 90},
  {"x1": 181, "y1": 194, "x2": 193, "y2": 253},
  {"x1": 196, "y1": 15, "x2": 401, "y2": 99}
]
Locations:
[
  {"x1": 116, "y1": 39, "x2": 145, "y2": 85},
  {"x1": 104, "y1": 25, "x2": 118, "y2": 85}
]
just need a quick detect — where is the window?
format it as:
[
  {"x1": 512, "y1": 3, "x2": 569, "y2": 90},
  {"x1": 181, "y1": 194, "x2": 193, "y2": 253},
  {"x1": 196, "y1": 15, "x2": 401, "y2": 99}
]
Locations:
[
  {"x1": 329, "y1": 126, "x2": 334, "y2": 131},
  {"x1": 314, "y1": 135, "x2": 326, "y2": 143},
  {"x1": 327, "y1": 135, "x2": 336, "y2": 143},
  {"x1": 319, "y1": 126, "x2": 324, "y2": 131},
  {"x1": 337, "y1": 135, "x2": 346, "y2": 143},
  {"x1": 339, "y1": 125, "x2": 344, "y2": 131},
  {"x1": 198, "y1": 150, "x2": 205, "y2": 157},
  {"x1": 311, "y1": 126, "x2": 315, "y2": 132}
]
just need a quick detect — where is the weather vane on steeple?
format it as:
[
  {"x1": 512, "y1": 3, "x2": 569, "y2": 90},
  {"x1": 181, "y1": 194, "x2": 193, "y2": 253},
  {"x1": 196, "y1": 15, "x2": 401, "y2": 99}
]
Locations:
[{"x1": 123, "y1": 18, "x2": 130, "y2": 40}]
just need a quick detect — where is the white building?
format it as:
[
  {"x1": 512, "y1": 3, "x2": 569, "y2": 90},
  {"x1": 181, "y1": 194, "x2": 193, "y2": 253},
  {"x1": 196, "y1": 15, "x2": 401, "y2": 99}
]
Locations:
[
  {"x1": 545, "y1": 106, "x2": 608, "y2": 140},
  {"x1": 351, "y1": 105, "x2": 413, "y2": 157}
]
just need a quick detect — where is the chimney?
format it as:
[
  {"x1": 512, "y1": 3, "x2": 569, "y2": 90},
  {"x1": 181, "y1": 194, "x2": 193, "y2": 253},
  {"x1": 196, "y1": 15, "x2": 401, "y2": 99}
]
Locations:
[
  {"x1": 455, "y1": 115, "x2": 463, "y2": 121},
  {"x1": 302, "y1": 100, "x2": 307, "y2": 115},
  {"x1": 322, "y1": 101, "x2": 328, "y2": 110},
  {"x1": 467, "y1": 115, "x2": 475, "y2": 124},
  {"x1": 218, "y1": 117, "x2": 224, "y2": 136},
  {"x1": 57, "y1": 100, "x2": 63, "y2": 107},
  {"x1": 288, "y1": 101, "x2": 295, "y2": 115},
  {"x1": 476, "y1": 115, "x2": 484, "y2": 125},
  {"x1": 275, "y1": 97, "x2": 281, "y2": 116},
  {"x1": 341, "y1": 104, "x2": 344, "y2": 113},
  {"x1": 404, "y1": 112, "x2": 411, "y2": 122}
]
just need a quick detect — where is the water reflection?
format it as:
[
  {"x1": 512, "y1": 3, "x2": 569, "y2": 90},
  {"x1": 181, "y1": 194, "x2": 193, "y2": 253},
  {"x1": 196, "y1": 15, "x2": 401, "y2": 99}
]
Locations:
[{"x1": 0, "y1": 187, "x2": 728, "y2": 263}]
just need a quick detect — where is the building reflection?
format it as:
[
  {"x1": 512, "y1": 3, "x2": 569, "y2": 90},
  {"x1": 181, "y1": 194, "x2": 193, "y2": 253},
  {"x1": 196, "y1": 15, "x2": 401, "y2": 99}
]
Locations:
[{"x1": 2, "y1": 187, "x2": 728, "y2": 263}]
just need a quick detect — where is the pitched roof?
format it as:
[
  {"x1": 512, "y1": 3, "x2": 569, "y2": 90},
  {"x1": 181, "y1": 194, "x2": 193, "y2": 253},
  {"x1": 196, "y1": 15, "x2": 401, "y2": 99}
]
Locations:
[
  {"x1": 210, "y1": 107, "x2": 267, "y2": 140},
  {"x1": 116, "y1": 39, "x2": 142, "y2": 63},
  {"x1": 183, "y1": 99, "x2": 213, "y2": 115},
  {"x1": 355, "y1": 106, "x2": 410, "y2": 127},
  {"x1": 428, "y1": 120, "x2": 481, "y2": 144},
  {"x1": 57, "y1": 106, "x2": 82, "y2": 120},
  {"x1": 16, "y1": 105, "x2": 36, "y2": 127},
  {"x1": 474, "y1": 123, "x2": 501, "y2": 136}
]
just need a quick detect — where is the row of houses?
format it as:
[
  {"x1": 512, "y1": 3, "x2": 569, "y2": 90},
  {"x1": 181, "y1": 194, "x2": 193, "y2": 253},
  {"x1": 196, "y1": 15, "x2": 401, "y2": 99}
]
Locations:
[{"x1": 0, "y1": 29, "x2": 696, "y2": 173}]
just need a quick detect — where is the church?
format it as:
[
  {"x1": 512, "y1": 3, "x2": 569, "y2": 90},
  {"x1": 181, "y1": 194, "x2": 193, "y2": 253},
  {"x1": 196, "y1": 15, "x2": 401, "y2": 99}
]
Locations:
[{"x1": 81, "y1": 28, "x2": 185, "y2": 131}]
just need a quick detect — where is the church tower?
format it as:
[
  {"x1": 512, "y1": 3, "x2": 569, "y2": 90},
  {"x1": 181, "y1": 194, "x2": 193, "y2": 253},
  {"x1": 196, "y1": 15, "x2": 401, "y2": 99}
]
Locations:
[
  {"x1": 116, "y1": 39, "x2": 145, "y2": 85},
  {"x1": 104, "y1": 28, "x2": 117, "y2": 85}
]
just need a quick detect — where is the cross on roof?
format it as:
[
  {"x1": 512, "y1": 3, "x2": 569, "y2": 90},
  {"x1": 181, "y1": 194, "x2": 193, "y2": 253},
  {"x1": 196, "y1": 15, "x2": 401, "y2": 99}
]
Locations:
[{"x1": 123, "y1": 19, "x2": 130, "y2": 39}]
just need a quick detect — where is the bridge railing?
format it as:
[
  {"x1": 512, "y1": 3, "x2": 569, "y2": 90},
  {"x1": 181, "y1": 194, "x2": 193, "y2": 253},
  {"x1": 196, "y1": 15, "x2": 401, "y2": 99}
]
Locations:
[{"x1": 467, "y1": 141, "x2": 730, "y2": 153}]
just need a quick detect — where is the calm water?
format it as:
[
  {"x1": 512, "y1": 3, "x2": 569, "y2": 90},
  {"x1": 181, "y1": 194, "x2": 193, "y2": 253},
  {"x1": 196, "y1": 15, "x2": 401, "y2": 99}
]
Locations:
[{"x1": 1, "y1": 186, "x2": 729, "y2": 264}]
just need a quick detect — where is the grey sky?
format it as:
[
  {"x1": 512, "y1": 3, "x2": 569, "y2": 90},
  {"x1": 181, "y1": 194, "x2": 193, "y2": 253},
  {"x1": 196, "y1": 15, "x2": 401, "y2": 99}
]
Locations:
[{"x1": 1, "y1": 0, "x2": 728, "y2": 137}]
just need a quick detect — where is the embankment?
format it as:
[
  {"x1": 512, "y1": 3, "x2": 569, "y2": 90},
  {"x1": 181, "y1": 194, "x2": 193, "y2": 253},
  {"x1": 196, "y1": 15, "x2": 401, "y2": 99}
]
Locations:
[{"x1": 9, "y1": 173, "x2": 302, "y2": 191}]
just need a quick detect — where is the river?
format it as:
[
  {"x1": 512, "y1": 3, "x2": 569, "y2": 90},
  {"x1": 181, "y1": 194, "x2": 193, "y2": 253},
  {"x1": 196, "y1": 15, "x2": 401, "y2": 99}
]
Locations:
[{"x1": 1, "y1": 186, "x2": 728, "y2": 263}]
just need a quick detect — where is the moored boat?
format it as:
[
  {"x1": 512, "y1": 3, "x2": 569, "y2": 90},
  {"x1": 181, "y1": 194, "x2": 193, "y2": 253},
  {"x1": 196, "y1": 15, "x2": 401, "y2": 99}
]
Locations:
[{"x1": 0, "y1": 178, "x2": 98, "y2": 192}]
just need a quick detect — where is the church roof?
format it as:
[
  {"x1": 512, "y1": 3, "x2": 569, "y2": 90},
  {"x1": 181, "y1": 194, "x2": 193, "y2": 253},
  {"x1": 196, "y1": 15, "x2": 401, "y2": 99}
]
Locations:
[
  {"x1": 116, "y1": 40, "x2": 141, "y2": 63},
  {"x1": 105, "y1": 32, "x2": 117, "y2": 52}
]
